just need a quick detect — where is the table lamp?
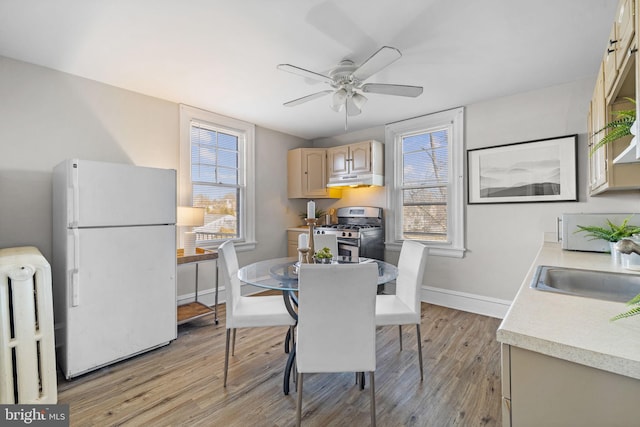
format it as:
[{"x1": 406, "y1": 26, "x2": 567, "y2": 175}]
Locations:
[{"x1": 177, "y1": 206, "x2": 205, "y2": 256}]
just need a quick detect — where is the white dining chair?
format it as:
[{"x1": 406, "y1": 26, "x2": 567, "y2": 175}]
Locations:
[
  {"x1": 218, "y1": 240, "x2": 296, "y2": 387},
  {"x1": 295, "y1": 263, "x2": 378, "y2": 426},
  {"x1": 312, "y1": 233, "x2": 339, "y2": 258},
  {"x1": 375, "y1": 240, "x2": 428, "y2": 380}
]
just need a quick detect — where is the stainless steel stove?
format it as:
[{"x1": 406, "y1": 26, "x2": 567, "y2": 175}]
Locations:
[{"x1": 314, "y1": 206, "x2": 384, "y2": 260}]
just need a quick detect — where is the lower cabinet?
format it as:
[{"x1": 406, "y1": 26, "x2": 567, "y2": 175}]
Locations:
[{"x1": 501, "y1": 344, "x2": 640, "y2": 427}]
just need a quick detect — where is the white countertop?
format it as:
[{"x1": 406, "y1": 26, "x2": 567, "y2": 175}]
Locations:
[{"x1": 497, "y1": 242, "x2": 640, "y2": 379}]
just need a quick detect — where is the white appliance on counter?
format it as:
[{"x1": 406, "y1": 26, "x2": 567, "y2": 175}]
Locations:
[
  {"x1": 52, "y1": 159, "x2": 177, "y2": 379},
  {"x1": 561, "y1": 213, "x2": 639, "y2": 252}
]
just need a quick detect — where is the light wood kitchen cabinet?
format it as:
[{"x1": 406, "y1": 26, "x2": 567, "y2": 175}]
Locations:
[
  {"x1": 327, "y1": 140, "x2": 383, "y2": 179},
  {"x1": 589, "y1": 63, "x2": 608, "y2": 192},
  {"x1": 617, "y1": 0, "x2": 635, "y2": 71},
  {"x1": 287, "y1": 148, "x2": 341, "y2": 199},
  {"x1": 604, "y1": 25, "x2": 619, "y2": 98},
  {"x1": 589, "y1": 0, "x2": 640, "y2": 193},
  {"x1": 501, "y1": 344, "x2": 640, "y2": 427}
]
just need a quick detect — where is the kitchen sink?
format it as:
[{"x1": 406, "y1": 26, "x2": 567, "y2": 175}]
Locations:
[{"x1": 530, "y1": 265, "x2": 640, "y2": 302}]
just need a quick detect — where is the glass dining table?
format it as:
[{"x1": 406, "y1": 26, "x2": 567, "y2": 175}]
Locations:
[{"x1": 237, "y1": 256, "x2": 398, "y2": 395}]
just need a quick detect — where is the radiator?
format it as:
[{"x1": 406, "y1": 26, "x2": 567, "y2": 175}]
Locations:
[{"x1": 0, "y1": 246, "x2": 57, "y2": 404}]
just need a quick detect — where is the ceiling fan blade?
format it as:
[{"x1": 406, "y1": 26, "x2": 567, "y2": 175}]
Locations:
[
  {"x1": 277, "y1": 64, "x2": 334, "y2": 85},
  {"x1": 283, "y1": 90, "x2": 333, "y2": 107},
  {"x1": 351, "y1": 46, "x2": 402, "y2": 82},
  {"x1": 361, "y1": 83, "x2": 423, "y2": 97}
]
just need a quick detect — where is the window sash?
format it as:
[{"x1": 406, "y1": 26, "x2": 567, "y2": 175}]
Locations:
[
  {"x1": 399, "y1": 127, "x2": 452, "y2": 243},
  {"x1": 190, "y1": 122, "x2": 244, "y2": 244},
  {"x1": 179, "y1": 104, "x2": 256, "y2": 250},
  {"x1": 385, "y1": 107, "x2": 465, "y2": 258}
]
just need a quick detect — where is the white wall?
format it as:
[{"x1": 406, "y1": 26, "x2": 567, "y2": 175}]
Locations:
[
  {"x1": 4, "y1": 54, "x2": 639, "y2": 317},
  {"x1": 313, "y1": 77, "x2": 640, "y2": 316},
  {"x1": 0, "y1": 56, "x2": 179, "y2": 261},
  {"x1": 0, "y1": 56, "x2": 309, "y2": 270}
]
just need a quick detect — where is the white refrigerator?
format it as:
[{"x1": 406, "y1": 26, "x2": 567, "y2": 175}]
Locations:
[{"x1": 52, "y1": 159, "x2": 177, "y2": 379}]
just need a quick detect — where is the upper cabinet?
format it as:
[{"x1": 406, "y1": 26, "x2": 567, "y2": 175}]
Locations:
[
  {"x1": 589, "y1": 63, "x2": 608, "y2": 192},
  {"x1": 617, "y1": 0, "x2": 636, "y2": 71},
  {"x1": 589, "y1": 0, "x2": 640, "y2": 194},
  {"x1": 327, "y1": 140, "x2": 383, "y2": 180},
  {"x1": 287, "y1": 148, "x2": 341, "y2": 199}
]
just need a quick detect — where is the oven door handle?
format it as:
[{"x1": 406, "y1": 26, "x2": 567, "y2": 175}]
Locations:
[{"x1": 337, "y1": 239, "x2": 357, "y2": 245}]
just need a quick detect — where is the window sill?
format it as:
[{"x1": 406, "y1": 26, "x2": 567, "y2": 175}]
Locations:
[
  {"x1": 385, "y1": 242, "x2": 466, "y2": 258},
  {"x1": 200, "y1": 240, "x2": 257, "y2": 252}
]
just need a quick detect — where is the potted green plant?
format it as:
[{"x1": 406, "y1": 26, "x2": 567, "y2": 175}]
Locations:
[
  {"x1": 313, "y1": 247, "x2": 333, "y2": 264},
  {"x1": 575, "y1": 217, "x2": 640, "y2": 243},
  {"x1": 575, "y1": 217, "x2": 640, "y2": 263},
  {"x1": 590, "y1": 98, "x2": 636, "y2": 156}
]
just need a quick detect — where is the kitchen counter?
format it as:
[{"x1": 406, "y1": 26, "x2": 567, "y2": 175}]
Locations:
[
  {"x1": 497, "y1": 242, "x2": 640, "y2": 380},
  {"x1": 287, "y1": 226, "x2": 309, "y2": 232}
]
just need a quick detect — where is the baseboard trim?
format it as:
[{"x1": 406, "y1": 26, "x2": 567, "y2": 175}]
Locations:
[
  {"x1": 421, "y1": 285, "x2": 511, "y2": 319},
  {"x1": 179, "y1": 284, "x2": 512, "y2": 320}
]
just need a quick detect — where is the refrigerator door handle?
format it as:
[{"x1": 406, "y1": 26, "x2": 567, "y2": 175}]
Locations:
[
  {"x1": 71, "y1": 228, "x2": 80, "y2": 307},
  {"x1": 71, "y1": 270, "x2": 80, "y2": 307},
  {"x1": 70, "y1": 161, "x2": 80, "y2": 227}
]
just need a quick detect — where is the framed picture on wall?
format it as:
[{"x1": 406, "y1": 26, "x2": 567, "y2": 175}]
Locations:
[{"x1": 467, "y1": 134, "x2": 578, "y2": 204}]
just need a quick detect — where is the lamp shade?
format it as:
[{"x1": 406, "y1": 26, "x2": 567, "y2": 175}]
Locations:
[{"x1": 177, "y1": 206, "x2": 205, "y2": 227}]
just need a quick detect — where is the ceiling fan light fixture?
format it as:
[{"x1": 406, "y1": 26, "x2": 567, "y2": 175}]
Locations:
[
  {"x1": 346, "y1": 97, "x2": 362, "y2": 116},
  {"x1": 331, "y1": 88, "x2": 347, "y2": 112},
  {"x1": 352, "y1": 92, "x2": 367, "y2": 110},
  {"x1": 278, "y1": 45, "x2": 423, "y2": 128}
]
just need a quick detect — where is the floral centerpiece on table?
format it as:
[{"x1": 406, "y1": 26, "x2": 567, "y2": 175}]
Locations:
[{"x1": 313, "y1": 247, "x2": 333, "y2": 264}]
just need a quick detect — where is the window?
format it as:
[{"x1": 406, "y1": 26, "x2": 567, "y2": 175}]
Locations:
[
  {"x1": 385, "y1": 107, "x2": 465, "y2": 258},
  {"x1": 179, "y1": 105, "x2": 255, "y2": 250}
]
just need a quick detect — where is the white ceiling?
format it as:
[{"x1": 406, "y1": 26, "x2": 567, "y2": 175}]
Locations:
[{"x1": 0, "y1": 0, "x2": 617, "y2": 140}]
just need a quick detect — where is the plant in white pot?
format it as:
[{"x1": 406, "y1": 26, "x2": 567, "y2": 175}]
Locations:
[{"x1": 575, "y1": 217, "x2": 640, "y2": 262}]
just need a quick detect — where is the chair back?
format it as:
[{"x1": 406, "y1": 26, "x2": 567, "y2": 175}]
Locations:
[
  {"x1": 296, "y1": 263, "x2": 378, "y2": 373},
  {"x1": 218, "y1": 240, "x2": 241, "y2": 326},
  {"x1": 313, "y1": 234, "x2": 339, "y2": 259},
  {"x1": 395, "y1": 240, "x2": 428, "y2": 316}
]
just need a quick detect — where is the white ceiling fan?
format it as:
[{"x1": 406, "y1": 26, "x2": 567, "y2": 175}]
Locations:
[{"x1": 277, "y1": 46, "x2": 423, "y2": 129}]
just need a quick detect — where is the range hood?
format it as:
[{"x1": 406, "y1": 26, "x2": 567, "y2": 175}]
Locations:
[{"x1": 326, "y1": 173, "x2": 384, "y2": 188}]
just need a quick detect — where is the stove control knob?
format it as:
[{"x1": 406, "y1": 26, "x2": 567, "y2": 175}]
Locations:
[
  {"x1": 341, "y1": 232, "x2": 346, "y2": 237},
  {"x1": 348, "y1": 232, "x2": 352, "y2": 237}
]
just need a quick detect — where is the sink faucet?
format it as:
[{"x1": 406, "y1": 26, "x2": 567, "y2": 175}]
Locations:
[{"x1": 615, "y1": 239, "x2": 640, "y2": 255}]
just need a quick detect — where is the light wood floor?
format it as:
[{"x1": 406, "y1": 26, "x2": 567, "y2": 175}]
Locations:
[{"x1": 57, "y1": 301, "x2": 502, "y2": 426}]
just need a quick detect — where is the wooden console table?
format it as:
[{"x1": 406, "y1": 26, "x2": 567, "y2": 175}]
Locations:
[{"x1": 177, "y1": 248, "x2": 219, "y2": 325}]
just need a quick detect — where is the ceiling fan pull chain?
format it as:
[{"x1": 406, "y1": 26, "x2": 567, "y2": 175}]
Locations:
[{"x1": 344, "y1": 105, "x2": 348, "y2": 130}]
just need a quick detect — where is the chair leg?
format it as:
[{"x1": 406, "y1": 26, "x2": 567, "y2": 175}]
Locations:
[
  {"x1": 296, "y1": 372, "x2": 304, "y2": 427},
  {"x1": 231, "y1": 328, "x2": 237, "y2": 356},
  {"x1": 398, "y1": 325, "x2": 403, "y2": 351},
  {"x1": 416, "y1": 324, "x2": 424, "y2": 381},
  {"x1": 369, "y1": 372, "x2": 376, "y2": 427},
  {"x1": 224, "y1": 328, "x2": 231, "y2": 387}
]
